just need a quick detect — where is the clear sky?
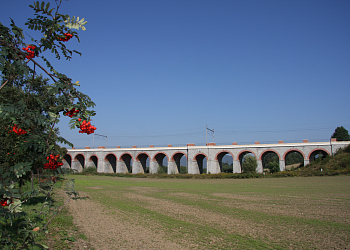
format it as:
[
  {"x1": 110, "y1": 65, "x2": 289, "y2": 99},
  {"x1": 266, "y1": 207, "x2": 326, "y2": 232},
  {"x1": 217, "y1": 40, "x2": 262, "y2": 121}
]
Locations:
[{"x1": 2, "y1": 0, "x2": 350, "y2": 148}]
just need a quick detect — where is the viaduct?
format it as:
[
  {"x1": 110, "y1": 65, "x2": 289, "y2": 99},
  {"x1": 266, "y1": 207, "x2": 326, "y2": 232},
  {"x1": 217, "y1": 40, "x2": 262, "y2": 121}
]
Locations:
[{"x1": 62, "y1": 139, "x2": 349, "y2": 174}]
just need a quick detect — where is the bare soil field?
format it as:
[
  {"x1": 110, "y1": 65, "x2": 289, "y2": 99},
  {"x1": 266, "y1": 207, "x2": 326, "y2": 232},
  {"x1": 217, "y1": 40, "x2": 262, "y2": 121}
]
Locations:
[{"x1": 66, "y1": 175, "x2": 350, "y2": 249}]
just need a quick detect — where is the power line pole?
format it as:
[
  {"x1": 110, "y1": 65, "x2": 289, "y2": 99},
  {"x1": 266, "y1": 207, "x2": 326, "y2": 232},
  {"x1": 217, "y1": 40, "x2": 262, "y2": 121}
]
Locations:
[
  {"x1": 93, "y1": 133, "x2": 107, "y2": 148},
  {"x1": 206, "y1": 125, "x2": 214, "y2": 144}
]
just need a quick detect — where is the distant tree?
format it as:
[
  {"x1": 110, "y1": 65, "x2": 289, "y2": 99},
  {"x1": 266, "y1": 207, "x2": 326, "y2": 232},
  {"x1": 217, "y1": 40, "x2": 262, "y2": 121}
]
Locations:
[
  {"x1": 242, "y1": 155, "x2": 257, "y2": 173},
  {"x1": 180, "y1": 166, "x2": 187, "y2": 174},
  {"x1": 157, "y1": 165, "x2": 167, "y2": 174},
  {"x1": 262, "y1": 152, "x2": 279, "y2": 168},
  {"x1": 332, "y1": 126, "x2": 350, "y2": 141},
  {"x1": 222, "y1": 162, "x2": 233, "y2": 173},
  {"x1": 285, "y1": 152, "x2": 304, "y2": 166}
]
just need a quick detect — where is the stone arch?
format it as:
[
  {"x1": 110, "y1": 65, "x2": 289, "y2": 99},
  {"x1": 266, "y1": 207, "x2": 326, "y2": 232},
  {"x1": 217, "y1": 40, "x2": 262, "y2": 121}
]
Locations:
[
  {"x1": 152, "y1": 152, "x2": 169, "y2": 162},
  {"x1": 171, "y1": 152, "x2": 188, "y2": 174},
  {"x1": 215, "y1": 151, "x2": 234, "y2": 173},
  {"x1": 152, "y1": 152, "x2": 169, "y2": 174},
  {"x1": 193, "y1": 153, "x2": 208, "y2": 174},
  {"x1": 105, "y1": 153, "x2": 117, "y2": 173},
  {"x1": 283, "y1": 149, "x2": 305, "y2": 169},
  {"x1": 237, "y1": 150, "x2": 256, "y2": 172},
  {"x1": 63, "y1": 153, "x2": 72, "y2": 168},
  {"x1": 259, "y1": 150, "x2": 280, "y2": 170},
  {"x1": 283, "y1": 149, "x2": 306, "y2": 160},
  {"x1": 120, "y1": 153, "x2": 133, "y2": 173},
  {"x1": 74, "y1": 154, "x2": 85, "y2": 170},
  {"x1": 89, "y1": 154, "x2": 98, "y2": 169},
  {"x1": 259, "y1": 149, "x2": 280, "y2": 161},
  {"x1": 136, "y1": 152, "x2": 151, "y2": 173},
  {"x1": 308, "y1": 148, "x2": 330, "y2": 162},
  {"x1": 237, "y1": 150, "x2": 256, "y2": 162}
]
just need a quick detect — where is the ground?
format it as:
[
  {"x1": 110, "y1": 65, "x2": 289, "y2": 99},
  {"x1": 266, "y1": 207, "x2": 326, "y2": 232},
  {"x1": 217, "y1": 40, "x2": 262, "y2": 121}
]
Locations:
[{"x1": 65, "y1": 175, "x2": 350, "y2": 249}]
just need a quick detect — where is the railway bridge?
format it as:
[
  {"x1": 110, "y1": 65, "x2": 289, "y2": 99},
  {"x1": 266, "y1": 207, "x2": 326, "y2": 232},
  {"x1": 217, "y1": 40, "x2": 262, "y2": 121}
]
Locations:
[{"x1": 62, "y1": 139, "x2": 349, "y2": 174}]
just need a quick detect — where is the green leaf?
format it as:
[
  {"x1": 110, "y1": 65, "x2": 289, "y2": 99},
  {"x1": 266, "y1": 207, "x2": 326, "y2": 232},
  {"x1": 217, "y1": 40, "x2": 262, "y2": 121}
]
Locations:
[{"x1": 45, "y1": 2, "x2": 50, "y2": 12}]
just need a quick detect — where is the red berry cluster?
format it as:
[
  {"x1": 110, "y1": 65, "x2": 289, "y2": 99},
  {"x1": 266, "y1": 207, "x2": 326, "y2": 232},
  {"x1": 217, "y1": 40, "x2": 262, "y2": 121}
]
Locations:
[
  {"x1": 59, "y1": 33, "x2": 73, "y2": 42},
  {"x1": 1, "y1": 198, "x2": 12, "y2": 207},
  {"x1": 79, "y1": 120, "x2": 96, "y2": 134},
  {"x1": 22, "y1": 45, "x2": 36, "y2": 59},
  {"x1": 43, "y1": 154, "x2": 63, "y2": 170},
  {"x1": 8, "y1": 124, "x2": 27, "y2": 135},
  {"x1": 64, "y1": 108, "x2": 79, "y2": 118}
]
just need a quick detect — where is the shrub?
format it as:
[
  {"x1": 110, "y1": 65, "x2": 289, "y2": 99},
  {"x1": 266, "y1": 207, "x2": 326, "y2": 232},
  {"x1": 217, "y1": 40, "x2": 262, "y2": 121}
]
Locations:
[
  {"x1": 82, "y1": 167, "x2": 97, "y2": 175},
  {"x1": 180, "y1": 166, "x2": 187, "y2": 174},
  {"x1": 157, "y1": 165, "x2": 167, "y2": 174},
  {"x1": 242, "y1": 155, "x2": 257, "y2": 173},
  {"x1": 267, "y1": 161, "x2": 280, "y2": 173},
  {"x1": 222, "y1": 163, "x2": 233, "y2": 173}
]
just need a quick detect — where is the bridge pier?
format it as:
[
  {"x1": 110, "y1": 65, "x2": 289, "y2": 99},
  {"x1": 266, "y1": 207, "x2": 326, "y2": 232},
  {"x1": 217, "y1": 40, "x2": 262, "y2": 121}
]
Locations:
[
  {"x1": 279, "y1": 160, "x2": 285, "y2": 171},
  {"x1": 257, "y1": 160, "x2": 263, "y2": 173},
  {"x1": 96, "y1": 158, "x2": 103, "y2": 173},
  {"x1": 168, "y1": 161, "x2": 178, "y2": 174},
  {"x1": 149, "y1": 160, "x2": 158, "y2": 174},
  {"x1": 132, "y1": 160, "x2": 144, "y2": 174},
  {"x1": 116, "y1": 160, "x2": 128, "y2": 173},
  {"x1": 233, "y1": 160, "x2": 241, "y2": 173},
  {"x1": 71, "y1": 160, "x2": 82, "y2": 172},
  {"x1": 208, "y1": 160, "x2": 220, "y2": 174},
  {"x1": 304, "y1": 159, "x2": 309, "y2": 166},
  {"x1": 188, "y1": 160, "x2": 200, "y2": 174},
  {"x1": 103, "y1": 160, "x2": 111, "y2": 173}
]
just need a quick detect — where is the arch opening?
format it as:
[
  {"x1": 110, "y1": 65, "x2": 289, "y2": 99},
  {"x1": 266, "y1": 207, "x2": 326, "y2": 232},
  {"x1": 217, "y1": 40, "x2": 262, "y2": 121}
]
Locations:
[
  {"x1": 63, "y1": 154, "x2": 72, "y2": 168},
  {"x1": 137, "y1": 153, "x2": 149, "y2": 173},
  {"x1": 217, "y1": 152, "x2": 233, "y2": 173},
  {"x1": 173, "y1": 152, "x2": 187, "y2": 174},
  {"x1": 105, "y1": 154, "x2": 117, "y2": 173},
  {"x1": 261, "y1": 151, "x2": 279, "y2": 173},
  {"x1": 309, "y1": 149, "x2": 329, "y2": 162},
  {"x1": 75, "y1": 154, "x2": 85, "y2": 170},
  {"x1": 154, "y1": 153, "x2": 167, "y2": 174},
  {"x1": 285, "y1": 151, "x2": 304, "y2": 170},
  {"x1": 89, "y1": 155, "x2": 98, "y2": 169},
  {"x1": 195, "y1": 154, "x2": 207, "y2": 174},
  {"x1": 238, "y1": 151, "x2": 256, "y2": 173},
  {"x1": 121, "y1": 154, "x2": 133, "y2": 173}
]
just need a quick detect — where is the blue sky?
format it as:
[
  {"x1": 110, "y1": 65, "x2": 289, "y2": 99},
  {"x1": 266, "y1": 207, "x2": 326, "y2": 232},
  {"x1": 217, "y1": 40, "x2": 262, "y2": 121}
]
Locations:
[{"x1": 2, "y1": 0, "x2": 350, "y2": 148}]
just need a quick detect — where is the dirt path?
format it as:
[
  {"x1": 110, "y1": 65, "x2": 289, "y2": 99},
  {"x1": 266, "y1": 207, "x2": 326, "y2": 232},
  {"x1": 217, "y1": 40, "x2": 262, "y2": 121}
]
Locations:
[{"x1": 66, "y1": 191, "x2": 189, "y2": 250}]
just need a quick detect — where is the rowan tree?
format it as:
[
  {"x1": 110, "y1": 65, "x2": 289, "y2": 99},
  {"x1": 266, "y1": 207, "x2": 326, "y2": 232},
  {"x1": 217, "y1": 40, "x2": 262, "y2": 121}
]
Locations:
[{"x1": 0, "y1": 1, "x2": 96, "y2": 248}]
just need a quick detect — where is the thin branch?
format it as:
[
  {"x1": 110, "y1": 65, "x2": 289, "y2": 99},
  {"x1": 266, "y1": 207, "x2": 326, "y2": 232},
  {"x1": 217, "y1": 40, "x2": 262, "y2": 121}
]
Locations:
[
  {"x1": 0, "y1": 79, "x2": 10, "y2": 91},
  {"x1": 30, "y1": 58, "x2": 57, "y2": 83},
  {"x1": 39, "y1": 193, "x2": 73, "y2": 233},
  {"x1": 39, "y1": 184, "x2": 54, "y2": 215}
]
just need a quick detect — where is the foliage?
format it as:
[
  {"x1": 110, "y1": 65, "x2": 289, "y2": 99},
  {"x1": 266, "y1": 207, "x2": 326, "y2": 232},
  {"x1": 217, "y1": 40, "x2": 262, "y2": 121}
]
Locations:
[
  {"x1": 285, "y1": 152, "x2": 304, "y2": 166},
  {"x1": 262, "y1": 152, "x2": 278, "y2": 168},
  {"x1": 0, "y1": 1, "x2": 94, "y2": 248},
  {"x1": 267, "y1": 161, "x2": 280, "y2": 173},
  {"x1": 242, "y1": 155, "x2": 257, "y2": 173},
  {"x1": 157, "y1": 165, "x2": 167, "y2": 174},
  {"x1": 222, "y1": 162, "x2": 233, "y2": 173},
  {"x1": 81, "y1": 167, "x2": 97, "y2": 175},
  {"x1": 331, "y1": 126, "x2": 350, "y2": 141},
  {"x1": 180, "y1": 166, "x2": 187, "y2": 174}
]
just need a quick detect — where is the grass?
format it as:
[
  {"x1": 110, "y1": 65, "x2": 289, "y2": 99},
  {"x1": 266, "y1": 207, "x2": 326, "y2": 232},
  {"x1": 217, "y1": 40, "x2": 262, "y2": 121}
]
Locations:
[
  {"x1": 70, "y1": 175, "x2": 350, "y2": 249},
  {"x1": 12, "y1": 179, "x2": 92, "y2": 249}
]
